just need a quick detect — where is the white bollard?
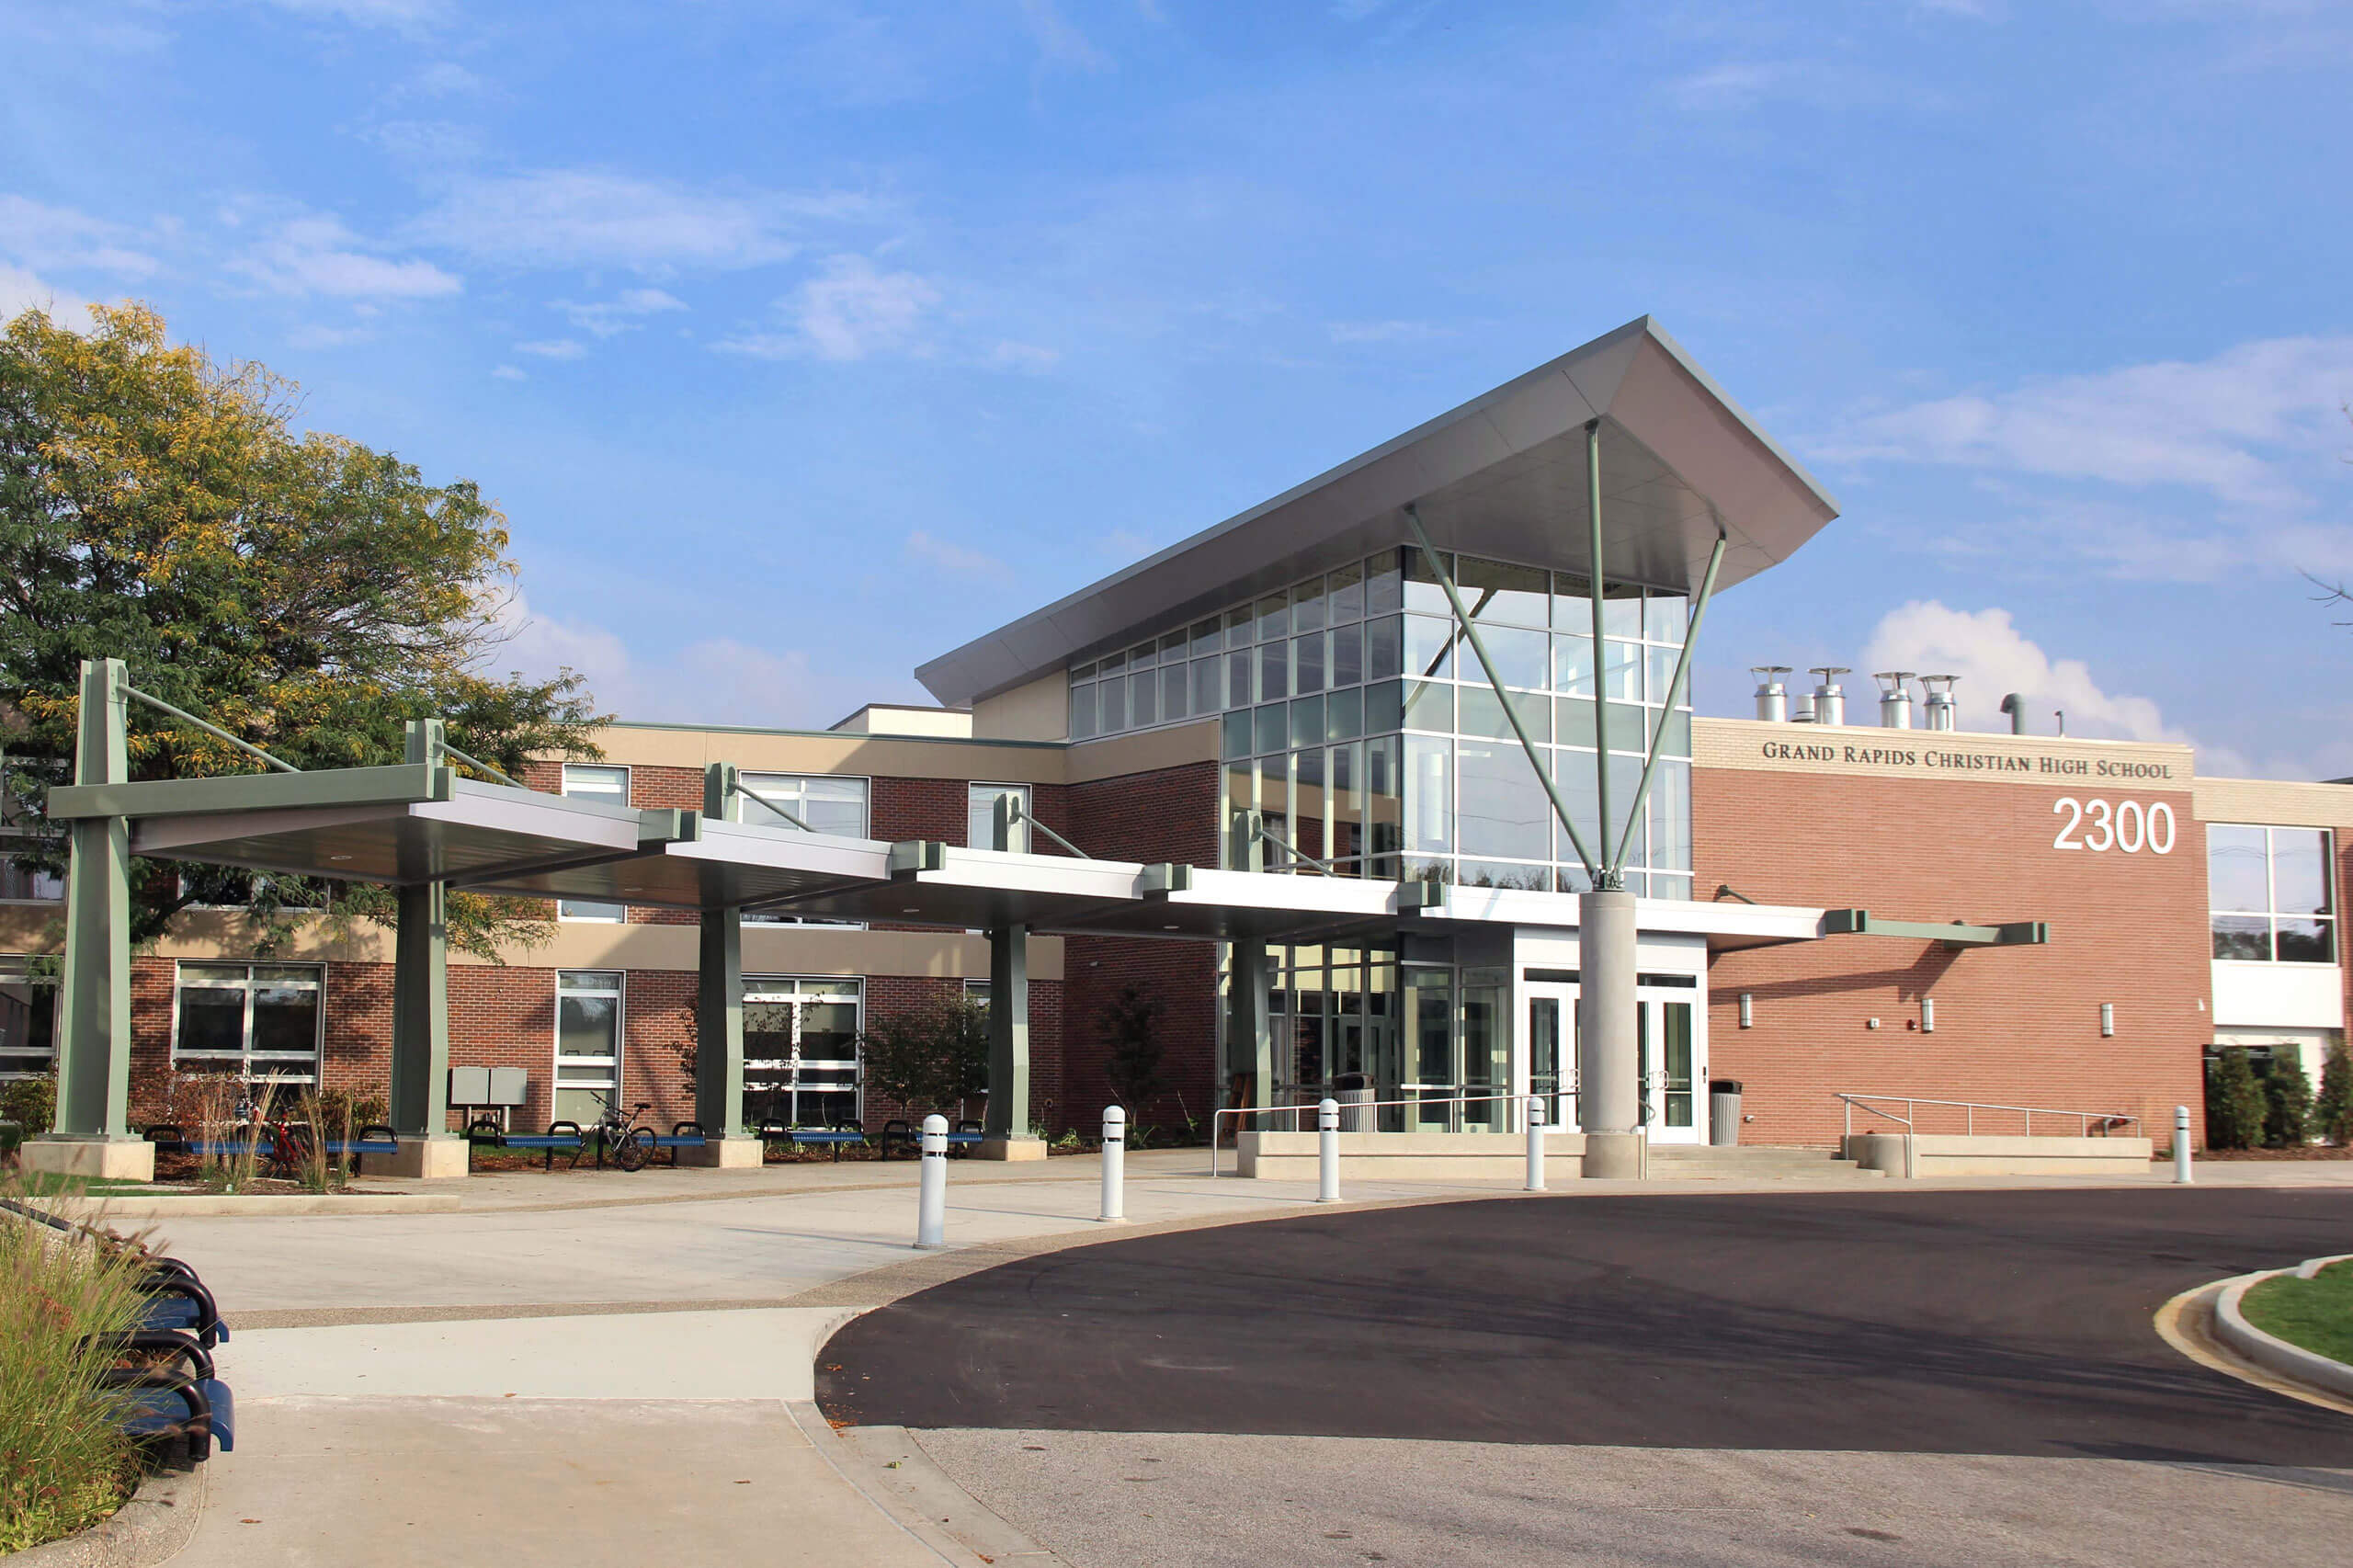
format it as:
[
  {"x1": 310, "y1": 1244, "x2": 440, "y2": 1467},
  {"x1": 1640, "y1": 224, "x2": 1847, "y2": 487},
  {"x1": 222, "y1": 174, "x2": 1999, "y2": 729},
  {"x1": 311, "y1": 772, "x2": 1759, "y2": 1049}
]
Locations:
[
  {"x1": 915, "y1": 1113, "x2": 948, "y2": 1248},
  {"x1": 1317, "y1": 1096, "x2": 1341, "y2": 1203},
  {"x1": 2173, "y1": 1104, "x2": 2193, "y2": 1186},
  {"x1": 1525, "y1": 1095, "x2": 1547, "y2": 1192},
  {"x1": 1099, "y1": 1104, "x2": 1126, "y2": 1222}
]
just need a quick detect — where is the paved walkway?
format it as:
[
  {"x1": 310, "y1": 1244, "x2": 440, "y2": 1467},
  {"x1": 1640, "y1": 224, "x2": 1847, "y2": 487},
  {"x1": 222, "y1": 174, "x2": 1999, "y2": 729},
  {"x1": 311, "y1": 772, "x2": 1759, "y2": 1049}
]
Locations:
[{"x1": 137, "y1": 1157, "x2": 2353, "y2": 1567}]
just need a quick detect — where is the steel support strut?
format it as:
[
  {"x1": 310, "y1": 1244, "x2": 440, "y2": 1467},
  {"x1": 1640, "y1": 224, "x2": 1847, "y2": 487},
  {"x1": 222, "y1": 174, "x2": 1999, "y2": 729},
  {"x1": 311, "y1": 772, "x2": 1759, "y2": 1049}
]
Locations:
[
  {"x1": 1585, "y1": 420, "x2": 1620, "y2": 892},
  {"x1": 1403, "y1": 505, "x2": 1599, "y2": 884}
]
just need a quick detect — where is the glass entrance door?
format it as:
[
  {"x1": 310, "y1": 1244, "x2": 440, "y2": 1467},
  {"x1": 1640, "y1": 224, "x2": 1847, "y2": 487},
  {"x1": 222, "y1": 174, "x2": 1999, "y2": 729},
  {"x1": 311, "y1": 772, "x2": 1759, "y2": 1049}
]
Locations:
[
  {"x1": 1637, "y1": 994, "x2": 1703, "y2": 1144},
  {"x1": 1525, "y1": 983, "x2": 1577, "y2": 1128},
  {"x1": 741, "y1": 977, "x2": 865, "y2": 1129}
]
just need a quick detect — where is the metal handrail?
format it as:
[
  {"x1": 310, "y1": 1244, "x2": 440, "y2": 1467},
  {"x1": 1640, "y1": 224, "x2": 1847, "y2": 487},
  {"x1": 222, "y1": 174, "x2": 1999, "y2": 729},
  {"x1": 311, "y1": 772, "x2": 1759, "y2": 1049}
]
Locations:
[
  {"x1": 1835, "y1": 1092, "x2": 2141, "y2": 1141},
  {"x1": 1208, "y1": 1092, "x2": 1538, "y2": 1177}
]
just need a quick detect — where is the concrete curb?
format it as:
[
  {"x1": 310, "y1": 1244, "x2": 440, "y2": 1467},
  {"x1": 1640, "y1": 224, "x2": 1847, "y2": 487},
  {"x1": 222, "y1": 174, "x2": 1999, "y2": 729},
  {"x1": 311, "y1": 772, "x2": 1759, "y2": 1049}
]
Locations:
[
  {"x1": 787, "y1": 1405, "x2": 1074, "y2": 1566},
  {"x1": 2211, "y1": 1253, "x2": 2353, "y2": 1401},
  {"x1": 8, "y1": 1464, "x2": 206, "y2": 1568},
  {"x1": 46, "y1": 1193, "x2": 463, "y2": 1218}
]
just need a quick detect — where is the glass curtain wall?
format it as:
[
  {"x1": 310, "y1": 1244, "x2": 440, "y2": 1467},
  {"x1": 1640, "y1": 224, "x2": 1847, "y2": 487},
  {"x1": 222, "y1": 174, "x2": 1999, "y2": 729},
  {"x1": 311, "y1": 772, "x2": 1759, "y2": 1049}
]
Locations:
[{"x1": 1095, "y1": 547, "x2": 1691, "y2": 897}]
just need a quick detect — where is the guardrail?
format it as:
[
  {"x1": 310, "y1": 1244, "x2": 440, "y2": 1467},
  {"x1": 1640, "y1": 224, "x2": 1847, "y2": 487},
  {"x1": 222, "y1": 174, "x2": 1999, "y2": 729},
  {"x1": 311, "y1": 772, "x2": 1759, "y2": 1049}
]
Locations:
[
  {"x1": 1836, "y1": 1093, "x2": 2141, "y2": 1141},
  {"x1": 1208, "y1": 1092, "x2": 1539, "y2": 1177}
]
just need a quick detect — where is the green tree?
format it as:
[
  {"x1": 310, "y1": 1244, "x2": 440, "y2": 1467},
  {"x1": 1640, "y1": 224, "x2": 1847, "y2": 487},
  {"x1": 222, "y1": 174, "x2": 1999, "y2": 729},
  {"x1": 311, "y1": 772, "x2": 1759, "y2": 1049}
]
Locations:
[
  {"x1": 2318, "y1": 1042, "x2": 2353, "y2": 1147},
  {"x1": 0, "y1": 302, "x2": 605, "y2": 958},
  {"x1": 2204, "y1": 1048, "x2": 2268, "y2": 1151},
  {"x1": 2261, "y1": 1052, "x2": 2314, "y2": 1148},
  {"x1": 858, "y1": 997, "x2": 990, "y2": 1120},
  {"x1": 1099, "y1": 983, "x2": 1165, "y2": 1109}
]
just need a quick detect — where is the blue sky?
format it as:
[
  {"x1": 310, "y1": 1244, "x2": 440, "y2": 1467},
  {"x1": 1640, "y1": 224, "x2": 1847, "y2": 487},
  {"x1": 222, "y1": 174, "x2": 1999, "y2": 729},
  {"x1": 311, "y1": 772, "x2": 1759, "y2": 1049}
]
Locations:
[{"x1": 4, "y1": 1, "x2": 2349, "y2": 777}]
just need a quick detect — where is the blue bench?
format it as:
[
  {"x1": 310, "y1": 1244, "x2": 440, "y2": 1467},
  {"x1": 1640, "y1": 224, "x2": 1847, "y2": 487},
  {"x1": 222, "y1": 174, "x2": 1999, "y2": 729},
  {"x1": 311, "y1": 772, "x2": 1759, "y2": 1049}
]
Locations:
[
  {"x1": 644, "y1": 1122, "x2": 708, "y2": 1167},
  {"x1": 881, "y1": 1119, "x2": 986, "y2": 1159},
  {"x1": 104, "y1": 1330, "x2": 235, "y2": 1464},
  {"x1": 467, "y1": 1119, "x2": 587, "y2": 1170}
]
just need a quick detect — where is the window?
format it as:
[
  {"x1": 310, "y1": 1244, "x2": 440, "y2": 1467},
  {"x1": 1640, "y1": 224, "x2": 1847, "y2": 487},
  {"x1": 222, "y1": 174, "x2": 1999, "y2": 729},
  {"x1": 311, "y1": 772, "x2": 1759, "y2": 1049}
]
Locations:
[
  {"x1": 0, "y1": 960, "x2": 56, "y2": 1077},
  {"x1": 969, "y1": 783, "x2": 1031, "y2": 852},
  {"x1": 2211, "y1": 824, "x2": 2336, "y2": 963},
  {"x1": 738, "y1": 772, "x2": 869, "y2": 836},
  {"x1": 553, "y1": 970, "x2": 623, "y2": 1124},
  {"x1": 742, "y1": 976, "x2": 862, "y2": 1128},
  {"x1": 172, "y1": 962, "x2": 323, "y2": 1083},
  {"x1": 560, "y1": 766, "x2": 630, "y2": 922},
  {"x1": 0, "y1": 862, "x2": 62, "y2": 902}
]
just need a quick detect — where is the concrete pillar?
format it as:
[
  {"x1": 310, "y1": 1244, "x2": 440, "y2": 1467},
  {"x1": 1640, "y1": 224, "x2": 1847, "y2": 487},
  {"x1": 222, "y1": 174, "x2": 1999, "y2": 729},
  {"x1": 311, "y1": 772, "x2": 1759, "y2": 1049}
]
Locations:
[
  {"x1": 30, "y1": 658, "x2": 151, "y2": 1181},
  {"x1": 1226, "y1": 939, "x2": 1274, "y2": 1114},
  {"x1": 1577, "y1": 889, "x2": 1645, "y2": 1179},
  {"x1": 981, "y1": 923, "x2": 1042, "y2": 1158}
]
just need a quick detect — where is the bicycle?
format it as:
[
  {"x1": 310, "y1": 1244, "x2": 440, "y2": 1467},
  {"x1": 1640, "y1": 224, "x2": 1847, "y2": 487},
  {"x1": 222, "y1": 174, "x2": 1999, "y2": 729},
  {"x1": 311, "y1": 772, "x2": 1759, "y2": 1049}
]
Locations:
[{"x1": 590, "y1": 1093, "x2": 656, "y2": 1172}]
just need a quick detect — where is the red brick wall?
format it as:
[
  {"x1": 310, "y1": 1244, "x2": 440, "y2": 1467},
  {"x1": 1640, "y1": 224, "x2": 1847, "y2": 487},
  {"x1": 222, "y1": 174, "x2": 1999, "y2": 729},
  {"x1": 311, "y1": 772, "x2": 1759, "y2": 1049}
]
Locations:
[{"x1": 1696, "y1": 767, "x2": 2211, "y2": 1149}]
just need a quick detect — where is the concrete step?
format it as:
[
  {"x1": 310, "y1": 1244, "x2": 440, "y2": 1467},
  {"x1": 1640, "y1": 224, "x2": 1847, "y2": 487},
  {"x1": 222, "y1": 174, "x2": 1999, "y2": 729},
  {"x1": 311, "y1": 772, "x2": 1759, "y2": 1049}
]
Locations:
[{"x1": 1644, "y1": 1144, "x2": 1888, "y2": 1180}]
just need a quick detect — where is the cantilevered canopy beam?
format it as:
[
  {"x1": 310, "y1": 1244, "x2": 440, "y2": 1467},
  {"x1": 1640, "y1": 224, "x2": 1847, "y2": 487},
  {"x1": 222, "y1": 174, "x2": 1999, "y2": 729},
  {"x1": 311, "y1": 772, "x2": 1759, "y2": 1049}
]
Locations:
[{"x1": 1823, "y1": 910, "x2": 2051, "y2": 948}]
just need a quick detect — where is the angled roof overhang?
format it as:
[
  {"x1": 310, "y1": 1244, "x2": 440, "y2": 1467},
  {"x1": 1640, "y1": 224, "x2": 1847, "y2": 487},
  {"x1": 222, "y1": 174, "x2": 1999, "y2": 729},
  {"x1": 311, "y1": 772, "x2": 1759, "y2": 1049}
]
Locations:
[{"x1": 917, "y1": 316, "x2": 1840, "y2": 707}]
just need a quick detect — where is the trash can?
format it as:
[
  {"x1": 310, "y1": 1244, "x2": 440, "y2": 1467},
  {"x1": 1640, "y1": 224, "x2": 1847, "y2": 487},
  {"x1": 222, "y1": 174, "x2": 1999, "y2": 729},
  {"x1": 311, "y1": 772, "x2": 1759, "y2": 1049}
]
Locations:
[
  {"x1": 1708, "y1": 1080, "x2": 1743, "y2": 1147},
  {"x1": 1332, "y1": 1072, "x2": 1373, "y2": 1133}
]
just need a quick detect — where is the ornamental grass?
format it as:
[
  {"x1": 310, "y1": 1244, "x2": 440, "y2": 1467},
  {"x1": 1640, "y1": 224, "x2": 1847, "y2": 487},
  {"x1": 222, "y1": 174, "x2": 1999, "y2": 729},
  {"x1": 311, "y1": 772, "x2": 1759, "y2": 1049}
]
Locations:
[{"x1": 0, "y1": 1184, "x2": 150, "y2": 1553}]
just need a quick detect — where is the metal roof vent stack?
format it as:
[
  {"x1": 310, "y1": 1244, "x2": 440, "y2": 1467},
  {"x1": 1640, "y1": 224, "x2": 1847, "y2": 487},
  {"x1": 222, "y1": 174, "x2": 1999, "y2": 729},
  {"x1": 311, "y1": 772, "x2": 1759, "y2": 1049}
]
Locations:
[
  {"x1": 1752, "y1": 666, "x2": 1791, "y2": 722},
  {"x1": 1809, "y1": 667, "x2": 1848, "y2": 728},
  {"x1": 1873, "y1": 671, "x2": 1915, "y2": 730},
  {"x1": 1921, "y1": 675, "x2": 1959, "y2": 732},
  {"x1": 1999, "y1": 693, "x2": 2026, "y2": 734}
]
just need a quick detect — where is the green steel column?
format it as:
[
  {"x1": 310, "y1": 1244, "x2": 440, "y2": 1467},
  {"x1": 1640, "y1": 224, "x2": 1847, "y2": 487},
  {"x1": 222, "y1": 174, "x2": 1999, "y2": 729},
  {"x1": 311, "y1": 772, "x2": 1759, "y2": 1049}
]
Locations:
[
  {"x1": 1225, "y1": 939, "x2": 1273, "y2": 1111},
  {"x1": 388, "y1": 720, "x2": 451, "y2": 1139},
  {"x1": 1585, "y1": 420, "x2": 1620, "y2": 891},
  {"x1": 698, "y1": 763, "x2": 745, "y2": 1137},
  {"x1": 53, "y1": 658, "x2": 132, "y2": 1140},
  {"x1": 985, "y1": 924, "x2": 1029, "y2": 1139}
]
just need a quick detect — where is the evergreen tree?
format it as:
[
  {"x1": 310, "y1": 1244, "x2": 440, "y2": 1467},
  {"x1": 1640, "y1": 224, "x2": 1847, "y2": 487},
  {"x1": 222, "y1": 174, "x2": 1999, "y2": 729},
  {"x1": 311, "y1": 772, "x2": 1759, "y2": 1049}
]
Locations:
[
  {"x1": 2318, "y1": 1042, "x2": 2353, "y2": 1147},
  {"x1": 2261, "y1": 1052, "x2": 2314, "y2": 1149},
  {"x1": 1100, "y1": 984, "x2": 1167, "y2": 1109},
  {"x1": 2203, "y1": 1048, "x2": 2268, "y2": 1150}
]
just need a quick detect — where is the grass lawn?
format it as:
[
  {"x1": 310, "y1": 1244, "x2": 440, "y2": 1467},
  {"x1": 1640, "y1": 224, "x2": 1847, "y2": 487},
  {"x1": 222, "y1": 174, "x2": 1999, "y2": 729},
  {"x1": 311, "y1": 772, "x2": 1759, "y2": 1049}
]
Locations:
[{"x1": 2242, "y1": 1259, "x2": 2353, "y2": 1365}]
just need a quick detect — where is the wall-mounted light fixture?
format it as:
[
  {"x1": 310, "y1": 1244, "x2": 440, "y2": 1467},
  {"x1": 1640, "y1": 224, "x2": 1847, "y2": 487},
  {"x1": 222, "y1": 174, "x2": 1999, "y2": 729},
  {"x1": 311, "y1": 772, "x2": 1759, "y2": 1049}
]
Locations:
[
  {"x1": 2100, "y1": 1002, "x2": 2115, "y2": 1038},
  {"x1": 1922, "y1": 998, "x2": 1936, "y2": 1033},
  {"x1": 1867, "y1": 1017, "x2": 1881, "y2": 1030},
  {"x1": 1739, "y1": 993, "x2": 1754, "y2": 1029}
]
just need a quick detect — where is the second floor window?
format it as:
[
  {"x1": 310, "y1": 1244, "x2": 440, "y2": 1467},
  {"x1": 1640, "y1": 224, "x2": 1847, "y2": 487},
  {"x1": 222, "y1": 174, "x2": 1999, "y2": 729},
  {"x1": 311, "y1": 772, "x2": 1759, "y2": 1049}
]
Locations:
[
  {"x1": 968, "y1": 784, "x2": 1031, "y2": 852},
  {"x1": 2210, "y1": 824, "x2": 2336, "y2": 964},
  {"x1": 560, "y1": 766, "x2": 631, "y2": 922}
]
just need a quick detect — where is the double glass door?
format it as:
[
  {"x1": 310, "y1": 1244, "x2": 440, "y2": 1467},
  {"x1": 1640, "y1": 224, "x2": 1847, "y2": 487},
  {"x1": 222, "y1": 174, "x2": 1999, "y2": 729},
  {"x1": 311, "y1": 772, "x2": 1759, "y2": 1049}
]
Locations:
[
  {"x1": 742, "y1": 977, "x2": 864, "y2": 1129},
  {"x1": 1523, "y1": 981, "x2": 1703, "y2": 1142}
]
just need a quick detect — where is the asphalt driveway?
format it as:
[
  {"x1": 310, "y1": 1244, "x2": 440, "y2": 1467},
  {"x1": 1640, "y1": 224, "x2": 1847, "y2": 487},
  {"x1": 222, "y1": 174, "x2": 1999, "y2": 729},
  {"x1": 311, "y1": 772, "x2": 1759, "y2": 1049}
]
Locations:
[{"x1": 818, "y1": 1187, "x2": 2353, "y2": 1464}]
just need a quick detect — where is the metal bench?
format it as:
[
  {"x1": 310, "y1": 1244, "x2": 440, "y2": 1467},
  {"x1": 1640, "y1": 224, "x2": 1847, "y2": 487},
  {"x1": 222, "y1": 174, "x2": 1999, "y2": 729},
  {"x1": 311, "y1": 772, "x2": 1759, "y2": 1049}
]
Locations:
[
  {"x1": 102, "y1": 1328, "x2": 236, "y2": 1464},
  {"x1": 757, "y1": 1122, "x2": 870, "y2": 1161},
  {"x1": 644, "y1": 1121, "x2": 708, "y2": 1168},
  {"x1": 881, "y1": 1119, "x2": 987, "y2": 1159},
  {"x1": 466, "y1": 1118, "x2": 587, "y2": 1171}
]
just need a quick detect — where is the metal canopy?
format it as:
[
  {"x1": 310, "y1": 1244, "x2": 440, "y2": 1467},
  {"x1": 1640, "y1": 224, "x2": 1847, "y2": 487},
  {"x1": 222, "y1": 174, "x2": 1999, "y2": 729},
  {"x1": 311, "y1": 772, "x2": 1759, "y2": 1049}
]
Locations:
[
  {"x1": 50, "y1": 769, "x2": 680, "y2": 891},
  {"x1": 470, "y1": 818, "x2": 895, "y2": 911},
  {"x1": 1061, "y1": 865, "x2": 1405, "y2": 945},
  {"x1": 763, "y1": 844, "x2": 1148, "y2": 931},
  {"x1": 918, "y1": 316, "x2": 1842, "y2": 707}
]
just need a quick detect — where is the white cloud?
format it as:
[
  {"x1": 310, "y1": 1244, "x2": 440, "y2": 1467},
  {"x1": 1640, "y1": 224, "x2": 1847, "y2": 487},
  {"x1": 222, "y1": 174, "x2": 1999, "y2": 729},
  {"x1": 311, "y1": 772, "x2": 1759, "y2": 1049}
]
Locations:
[
  {"x1": 1860, "y1": 599, "x2": 2195, "y2": 747},
  {"x1": 0, "y1": 263, "x2": 95, "y2": 329},
  {"x1": 491, "y1": 594, "x2": 900, "y2": 728},
  {"x1": 904, "y1": 529, "x2": 1010, "y2": 582},
  {"x1": 232, "y1": 214, "x2": 461, "y2": 299},
  {"x1": 491, "y1": 363, "x2": 525, "y2": 381},
  {"x1": 286, "y1": 322, "x2": 377, "y2": 348},
  {"x1": 256, "y1": 0, "x2": 451, "y2": 30},
  {"x1": 1823, "y1": 336, "x2": 2353, "y2": 509},
  {"x1": 414, "y1": 170, "x2": 870, "y2": 272},
  {"x1": 554, "y1": 288, "x2": 688, "y2": 338},
  {"x1": 411, "y1": 61, "x2": 484, "y2": 96},
  {"x1": 0, "y1": 195, "x2": 158, "y2": 278},
  {"x1": 721, "y1": 255, "x2": 939, "y2": 361},
  {"x1": 990, "y1": 339, "x2": 1060, "y2": 371},
  {"x1": 514, "y1": 337, "x2": 586, "y2": 359},
  {"x1": 1668, "y1": 62, "x2": 1796, "y2": 111},
  {"x1": 1017, "y1": 0, "x2": 1111, "y2": 72}
]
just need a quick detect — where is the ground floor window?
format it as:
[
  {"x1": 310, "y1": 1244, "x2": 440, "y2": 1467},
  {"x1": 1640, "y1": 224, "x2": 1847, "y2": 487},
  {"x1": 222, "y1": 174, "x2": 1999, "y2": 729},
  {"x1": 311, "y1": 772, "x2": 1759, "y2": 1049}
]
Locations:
[
  {"x1": 554, "y1": 970, "x2": 623, "y2": 1124},
  {"x1": 743, "y1": 975, "x2": 863, "y2": 1128},
  {"x1": 0, "y1": 959, "x2": 56, "y2": 1077},
  {"x1": 173, "y1": 962, "x2": 324, "y2": 1085}
]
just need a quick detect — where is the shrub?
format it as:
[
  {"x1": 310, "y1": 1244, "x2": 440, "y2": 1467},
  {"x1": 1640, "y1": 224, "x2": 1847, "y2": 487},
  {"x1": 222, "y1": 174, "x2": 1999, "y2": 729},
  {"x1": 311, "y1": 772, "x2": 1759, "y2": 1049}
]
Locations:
[
  {"x1": 859, "y1": 998, "x2": 991, "y2": 1119},
  {"x1": 2317, "y1": 1043, "x2": 2353, "y2": 1147},
  {"x1": 0, "y1": 1074, "x2": 55, "y2": 1138},
  {"x1": 2204, "y1": 1048, "x2": 2268, "y2": 1151},
  {"x1": 0, "y1": 1187, "x2": 147, "y2": 1552},
  {"x1": 1100, "y1": 985, "x2": 1166, "y2": 1110},
  {"x1": 2261, "y1": 1052, "x2": 2314, "y2": 1148}
]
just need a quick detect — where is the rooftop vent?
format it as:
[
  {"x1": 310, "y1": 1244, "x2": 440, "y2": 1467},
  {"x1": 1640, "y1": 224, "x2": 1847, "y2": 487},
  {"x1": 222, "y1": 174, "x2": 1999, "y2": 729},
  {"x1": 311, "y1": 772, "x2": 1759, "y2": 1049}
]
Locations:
[
  {"x1": 1751, "y1": 665, "x2": 1792, "y2": 723},
  {"x1": 1920, "y1": 675, "x2": 1959, "y2": 732},
  {"x1": 1809, "y1": 666, "x2": 1849, "y2": 728},
  {"x1": 1873, "y1": 671, "x2": 1915, "y2": 730}
]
